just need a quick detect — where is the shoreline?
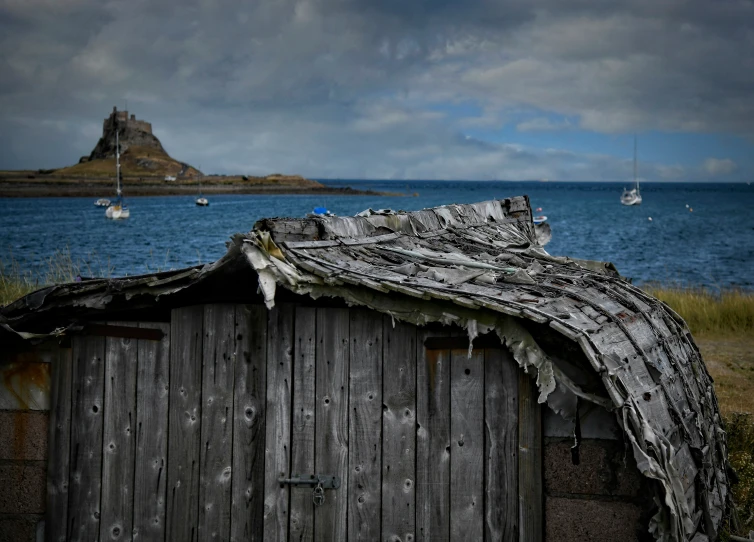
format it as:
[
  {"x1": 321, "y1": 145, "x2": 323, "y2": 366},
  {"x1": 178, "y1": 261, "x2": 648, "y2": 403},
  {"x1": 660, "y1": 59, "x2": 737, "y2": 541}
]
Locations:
[{"x1": 0, "y1": 180, "x2": 405, "y2": 198}]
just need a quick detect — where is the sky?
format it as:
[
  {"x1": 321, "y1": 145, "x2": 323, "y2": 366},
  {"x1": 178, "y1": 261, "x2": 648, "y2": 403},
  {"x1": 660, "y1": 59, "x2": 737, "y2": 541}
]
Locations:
[{"x1": 1, "y1": 0, "x2": 753, "y2": 181}]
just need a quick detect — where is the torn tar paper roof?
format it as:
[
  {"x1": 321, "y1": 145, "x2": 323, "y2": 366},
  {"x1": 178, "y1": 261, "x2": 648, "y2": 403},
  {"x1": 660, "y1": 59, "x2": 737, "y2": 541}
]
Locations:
[{"x1": 0, "y1": 196, "x2": 729, "y2": 541}]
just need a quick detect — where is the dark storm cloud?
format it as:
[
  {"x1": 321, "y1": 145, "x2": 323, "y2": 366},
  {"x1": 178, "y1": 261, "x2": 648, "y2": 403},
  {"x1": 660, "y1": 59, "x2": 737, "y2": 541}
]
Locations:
[{"x1": 0, "y1": 0, "x2": 752, "y2": 179}]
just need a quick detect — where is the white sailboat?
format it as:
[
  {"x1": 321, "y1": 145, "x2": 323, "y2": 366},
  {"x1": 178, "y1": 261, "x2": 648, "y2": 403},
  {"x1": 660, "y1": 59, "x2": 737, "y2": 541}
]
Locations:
[
  {"x1": 621, "y1": 136, "x2": 642, "y2": 206},
  {"x1": 106, "y1": 131, "x2": 130, "y2": 219},
  {"x1": 195, "y1": 166, "x2": 209, "y2": 206}
]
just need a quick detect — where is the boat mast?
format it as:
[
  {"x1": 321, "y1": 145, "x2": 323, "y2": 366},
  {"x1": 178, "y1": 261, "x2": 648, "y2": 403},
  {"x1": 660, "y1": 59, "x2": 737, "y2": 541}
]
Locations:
[
  {"x1": 633, "y1": 135, "x2": 639, "y2": 194},
  {"x1": 116, "y1": 130, "x2": 122, "y2": 199}
]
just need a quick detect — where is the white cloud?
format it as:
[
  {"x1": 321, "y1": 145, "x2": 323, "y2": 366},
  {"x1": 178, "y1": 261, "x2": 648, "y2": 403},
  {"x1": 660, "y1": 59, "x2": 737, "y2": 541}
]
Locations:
[{"x1": 703, "y1": 157, "x2": 737, "y2": 176}]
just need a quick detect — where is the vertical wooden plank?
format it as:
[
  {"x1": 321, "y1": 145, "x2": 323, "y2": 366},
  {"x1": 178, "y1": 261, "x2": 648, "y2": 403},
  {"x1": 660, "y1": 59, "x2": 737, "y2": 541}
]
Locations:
[
  {"x1": 348, "y1": 309, "x2": 382, "y2": 541},
  {"x1": 484, "y1": 348, "x2": 519, "y2": 541},
  {"x1": 314, "y1": 308, "x2": 350, "y2": 542},
  {"x1": 416, "y1": 330, "x2": 451, "y2": 541},
  {"x1": 231, "y1": 305, "x2": 267, "y2": 542},
  {"x1": 450, "y1": 348, "x2": 484, "y2": 540},
  {"x1": 289, "y1": 306, "x2": 316, "y2": 542},
  {"x1": 166, "y1": 306, "x2": 204, "y2": 542},
  {"x1": 46, "y1": 346, "x2": 72, "y2": 542},
  {"x1": 263, "y1": 304, "x2": 294, "y2": 541},
  {"x1": 67, "y1": 335, "x2": 106, "y2": 540},
  {"x1": 198, "y1": 305, "x2": 236, "y2": 540},
  {"x1": 381, "y1": 318, "x2": 417, "y2": 542},
  {"x1": 100, "y1": 324, "x2": 138, "y2": 542},
  {"x1": 133, "y1": 322, "x2": 171, "y2": 542},
  {"x1": 518, "y1": 371, "x2": 543, "y2": 542}
]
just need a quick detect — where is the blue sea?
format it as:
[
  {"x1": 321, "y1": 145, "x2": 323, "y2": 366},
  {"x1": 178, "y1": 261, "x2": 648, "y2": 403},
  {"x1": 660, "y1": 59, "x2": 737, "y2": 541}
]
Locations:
[{"x1": 1, "y1": 181, "x2": 753, "y2": 289}]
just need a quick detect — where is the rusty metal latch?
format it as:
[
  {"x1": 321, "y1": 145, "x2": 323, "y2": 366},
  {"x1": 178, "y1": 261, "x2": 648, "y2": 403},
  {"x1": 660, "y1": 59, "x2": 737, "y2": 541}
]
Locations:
[
  {"x1": 278, "y1": 474, "x2": 340, "y2": 489},
  {"x1": 278, "y1": 474, "x2": 340, "y2": 507}
]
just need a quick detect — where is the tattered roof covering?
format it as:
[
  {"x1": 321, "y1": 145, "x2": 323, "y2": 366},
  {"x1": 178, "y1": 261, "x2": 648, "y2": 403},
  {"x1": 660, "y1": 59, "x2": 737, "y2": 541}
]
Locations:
[{"x1": 1, "y1": 196, "x2": 729, "y2": 541}]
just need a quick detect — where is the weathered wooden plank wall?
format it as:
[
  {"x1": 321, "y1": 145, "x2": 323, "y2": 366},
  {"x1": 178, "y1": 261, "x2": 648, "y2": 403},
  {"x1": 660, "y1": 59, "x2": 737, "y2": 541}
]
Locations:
[
  {"x1": 46, "y1": 346, "x2": 72, "y2": 542},
  {"x1": 198, "y1": 305, "x2": 236, "y2": 540},
  {"x1": 67, "y1": 335, "x2": 106, "y2": 540},
  {"x1": 166, "y1": 306, "x2": 204, "y2": 541},
  {"x1": 290, "y1": 306, "x2": 316, "y2": 541},
  {"x1": 100, "y1": 324, "x2": 138, "y2": 542},
  {"x1": 381, "y1": 318, "x2": 417, "y2": 542},
  {"x1": 518, "y1": 371, "x2": 543, "y2": 542},
  {"x1": 416, "y1": 329, "x2": 451, "y2": 540},
  {"x1": 315, "y1": 308, "x2": 350, "y2": 542},
  {"x1": 347, "y1": 308, "x2": 382, "y2": 541},
  {"x1": 484, "y1": 347, "x2": 519, "y2": 541},
  {"x1": 45, "y1": 304, "x2": 542, "y2": 542},
  {"x1": 264, "y1": 304, "x2": 294, "y2": 541},
  {"x1": 231, "y1": 305, "x2": 266, "y2": 542},
  {"x1": 133, "y1": 322, "x2": 170, "y2": 542},
  {"x1": 450, "y1": 347, "x2": 485, "y2": 539}
]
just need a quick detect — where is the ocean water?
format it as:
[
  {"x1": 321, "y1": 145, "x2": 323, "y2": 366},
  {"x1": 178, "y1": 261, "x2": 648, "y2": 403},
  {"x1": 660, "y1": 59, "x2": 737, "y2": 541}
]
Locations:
[{"x1": 1, "y1": 181, "x2": 752, "y2": 289}]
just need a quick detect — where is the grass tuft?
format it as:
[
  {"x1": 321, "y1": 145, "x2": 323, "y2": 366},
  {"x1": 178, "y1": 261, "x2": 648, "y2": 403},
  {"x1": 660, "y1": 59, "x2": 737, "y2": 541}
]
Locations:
[
  {"x1": 0, "y1": 248, "x2": 114, "y2": 307},
  {"x1": 643, "y1": 285, "x2": 754, "y2": 337}
]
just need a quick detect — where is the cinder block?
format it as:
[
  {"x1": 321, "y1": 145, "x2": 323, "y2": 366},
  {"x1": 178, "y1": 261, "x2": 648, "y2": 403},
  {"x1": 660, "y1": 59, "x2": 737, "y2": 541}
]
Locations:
[
  {"x1": 0, "y1": 410, "x2": 49, "y2": 461},
  {"x1": 0, "y1": 464, "x2": 46, "y2": 514},
  {"x1": 544, "y1": 439, "x2": 641, "y2": 497},
  {"x1": 546, "y1": 497, "x2": 642, "y2": 542},
  {"x1": 0, "y1": 515, "x2": 42, "y2": 542}
]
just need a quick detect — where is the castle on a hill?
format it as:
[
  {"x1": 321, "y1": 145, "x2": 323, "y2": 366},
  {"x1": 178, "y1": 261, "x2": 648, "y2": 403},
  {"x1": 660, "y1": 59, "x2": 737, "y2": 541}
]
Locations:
[
  {"x1": 83, "y1": 106, "x2": 166, "y2": 162},
  {"x1": 103, "y1": 106, "x2": 153, "y2": 136}
]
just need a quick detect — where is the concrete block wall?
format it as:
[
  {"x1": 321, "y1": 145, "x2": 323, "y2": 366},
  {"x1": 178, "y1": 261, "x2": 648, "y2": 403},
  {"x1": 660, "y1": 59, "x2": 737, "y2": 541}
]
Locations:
[
  {"x1": 543, "y1": 408, "x2": 653, "y2": 542},
  {"x1": 0, "y1": 344, "x2": 54, "y2": 542}
]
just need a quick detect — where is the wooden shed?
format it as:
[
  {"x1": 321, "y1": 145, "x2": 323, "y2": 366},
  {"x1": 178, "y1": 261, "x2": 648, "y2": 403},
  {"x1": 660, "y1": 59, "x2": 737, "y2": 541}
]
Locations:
[{"x1": 0, "y1": 196, "x2": 730, "y2": 542}]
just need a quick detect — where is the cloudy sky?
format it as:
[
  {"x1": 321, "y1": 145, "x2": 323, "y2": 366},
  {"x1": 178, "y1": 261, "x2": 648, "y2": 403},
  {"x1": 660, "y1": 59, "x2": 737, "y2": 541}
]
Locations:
[{"x1": 1, "y1": 0, "x2": 753, "y2": 181}]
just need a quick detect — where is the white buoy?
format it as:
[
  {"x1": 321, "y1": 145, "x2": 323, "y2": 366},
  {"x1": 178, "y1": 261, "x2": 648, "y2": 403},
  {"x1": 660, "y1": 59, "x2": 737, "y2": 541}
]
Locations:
[
  {"x1": 685, "y1": 204, "x2": 689, "y2": 208},
  {"x1": 648, "y1": 217, "x2": 653, "y2": 221}
]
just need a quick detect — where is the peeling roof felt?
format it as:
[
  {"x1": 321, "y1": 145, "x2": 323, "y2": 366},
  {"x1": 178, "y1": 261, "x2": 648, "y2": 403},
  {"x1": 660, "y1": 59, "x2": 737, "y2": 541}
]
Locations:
[{"x1": 0, "y1": 196, "x2": 729, "y2": 541}]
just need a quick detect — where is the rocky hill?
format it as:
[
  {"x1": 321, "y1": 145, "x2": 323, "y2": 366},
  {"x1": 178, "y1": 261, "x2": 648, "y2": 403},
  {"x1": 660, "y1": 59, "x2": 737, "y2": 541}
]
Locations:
[{"x1": 58, "y1": 107, "x2": 200, "y2": 178}]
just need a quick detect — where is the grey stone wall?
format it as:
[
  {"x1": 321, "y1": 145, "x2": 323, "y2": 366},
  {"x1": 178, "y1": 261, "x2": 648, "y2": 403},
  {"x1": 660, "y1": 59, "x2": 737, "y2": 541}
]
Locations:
[{"x1": 543, "y1": 408, "x2": 654, "y2": 542}]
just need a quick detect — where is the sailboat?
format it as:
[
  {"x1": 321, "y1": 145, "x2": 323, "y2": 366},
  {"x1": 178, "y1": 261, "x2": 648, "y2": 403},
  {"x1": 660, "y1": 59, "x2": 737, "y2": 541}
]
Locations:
[
  {"x1": 620, "y1": 136, "x2": 642, "y2": 206},
  {"x1": 195, "y1": 167, "x2": 209, "y2": 206},
  {"x1": 105, "y1": 131, "x2": 130, "y2": 219}
]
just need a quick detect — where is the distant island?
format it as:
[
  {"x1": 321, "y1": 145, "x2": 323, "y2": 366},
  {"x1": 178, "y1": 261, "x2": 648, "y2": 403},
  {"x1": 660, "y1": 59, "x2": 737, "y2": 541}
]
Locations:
[{"x1": 0, "y1": 107, "x2": 396, "y2": 198}]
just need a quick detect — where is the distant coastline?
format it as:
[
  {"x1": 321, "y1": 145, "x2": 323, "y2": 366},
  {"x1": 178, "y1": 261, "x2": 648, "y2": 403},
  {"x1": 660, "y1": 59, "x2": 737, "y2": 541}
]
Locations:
[{"x1": 0, "y1": 171, "x2": 404, "y2": 198}]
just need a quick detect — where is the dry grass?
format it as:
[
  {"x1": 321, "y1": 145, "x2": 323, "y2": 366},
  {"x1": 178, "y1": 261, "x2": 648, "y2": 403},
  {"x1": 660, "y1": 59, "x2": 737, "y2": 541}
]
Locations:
[
  {"x1": 697, "y1": 336, "x2": 754, "y2": 415},
  {"x1": 0, "y1": 249, "x2": 113, "y2": 307},
  {"x1": 644, "y1": 285, "x2": 754, "y2": 337}
]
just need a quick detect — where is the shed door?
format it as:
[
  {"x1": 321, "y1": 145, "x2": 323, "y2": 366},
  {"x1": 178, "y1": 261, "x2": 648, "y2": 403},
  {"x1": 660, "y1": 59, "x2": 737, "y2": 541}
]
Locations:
[{"x1": 264, "y1": 306, "x2": 542, "y2": 542}]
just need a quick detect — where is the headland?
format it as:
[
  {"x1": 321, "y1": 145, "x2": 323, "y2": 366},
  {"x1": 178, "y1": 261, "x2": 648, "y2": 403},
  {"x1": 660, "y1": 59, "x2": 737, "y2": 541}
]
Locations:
[{"x1": 0, "y1": 107, "x2": 399, "y2": 198}]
